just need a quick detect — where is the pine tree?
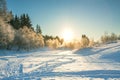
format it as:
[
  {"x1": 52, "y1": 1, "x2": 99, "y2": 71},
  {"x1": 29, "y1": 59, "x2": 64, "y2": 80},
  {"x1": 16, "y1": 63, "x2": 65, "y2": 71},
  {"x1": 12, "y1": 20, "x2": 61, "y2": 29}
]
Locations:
[
  {"x1": 36, "y1": 24, "x2": 42, "y2": 34},
  {"x1": 10, "y1": 15, "x2": 21, "y2": 29},
  {"x1": 20, "y1": 14, "x2": 32, "y2": 28},
  {"x1": 20, "y1": 14, "x2": 26, "y2": 28},
  {"x1": 10, "y1": 14, "x2": 33, "y2": 30},
  {"x1": 26, "y1": 14, "x2": 32, "y2": 27}
]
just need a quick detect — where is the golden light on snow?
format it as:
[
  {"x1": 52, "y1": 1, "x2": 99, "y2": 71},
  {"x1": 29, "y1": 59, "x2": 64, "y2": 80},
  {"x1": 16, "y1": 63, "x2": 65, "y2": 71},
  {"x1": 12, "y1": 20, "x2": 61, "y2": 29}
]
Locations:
[{"x1": 62, "y1": 28, "x2": 74, "y2": 42}]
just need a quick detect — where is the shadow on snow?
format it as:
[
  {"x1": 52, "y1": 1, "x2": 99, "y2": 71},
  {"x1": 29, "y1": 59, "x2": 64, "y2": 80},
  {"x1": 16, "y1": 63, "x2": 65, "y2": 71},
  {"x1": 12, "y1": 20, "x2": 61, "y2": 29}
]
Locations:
[
  {"x1": 74, "y1": 44, "x2": 120, "y2": 56},
  {"x1": 2, "y1": 70, "x2": 120, "y2": 80}
]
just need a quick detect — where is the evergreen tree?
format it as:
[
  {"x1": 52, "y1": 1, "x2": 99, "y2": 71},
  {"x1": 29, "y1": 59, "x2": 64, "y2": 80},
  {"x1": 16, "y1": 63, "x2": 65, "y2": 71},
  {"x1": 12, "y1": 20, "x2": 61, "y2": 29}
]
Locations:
[
  {"x1": 10, "y1": 15, "x2": 21, "y2": 29},
  {"x1": 20, "y1": 14, "x2": 26, "y2": 28},
  {"x1": 36, "y1": 24, "x2": 42, "y2": 34},
  {"x1": 26, "y1": 14, "x2": 32, "y2": 27},
  {"x1": 20, "y1": 14, "x2": 32, "y2": 28},
  {"x1": 10, "y1": 14, "x2": 33, "y2": 30}
]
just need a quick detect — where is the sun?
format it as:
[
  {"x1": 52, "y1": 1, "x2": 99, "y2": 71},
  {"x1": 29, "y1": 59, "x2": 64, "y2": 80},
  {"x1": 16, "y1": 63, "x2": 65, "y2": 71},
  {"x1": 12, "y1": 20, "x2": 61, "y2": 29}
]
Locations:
[{"x1": 62, "y1": 28, "x2": 74, "y2": 42}]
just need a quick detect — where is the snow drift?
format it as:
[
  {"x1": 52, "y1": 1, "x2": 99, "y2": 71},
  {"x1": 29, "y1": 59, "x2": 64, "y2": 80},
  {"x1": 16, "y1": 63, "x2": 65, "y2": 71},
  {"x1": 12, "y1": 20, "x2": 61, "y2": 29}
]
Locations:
[{"x1": 0, "y1": 41, "x2": 120, "y2": 80}]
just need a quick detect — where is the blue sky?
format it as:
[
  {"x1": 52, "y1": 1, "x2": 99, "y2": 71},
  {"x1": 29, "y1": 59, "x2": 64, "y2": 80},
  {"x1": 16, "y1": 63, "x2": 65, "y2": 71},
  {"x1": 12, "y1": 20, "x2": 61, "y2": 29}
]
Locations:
[{"x1": 7, "y1": 0, "x2": 120, "y2": 40}]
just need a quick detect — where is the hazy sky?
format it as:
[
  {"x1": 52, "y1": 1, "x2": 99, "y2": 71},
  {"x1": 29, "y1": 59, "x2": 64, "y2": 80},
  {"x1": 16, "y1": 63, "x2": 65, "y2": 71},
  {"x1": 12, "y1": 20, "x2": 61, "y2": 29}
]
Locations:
[{"x1": 7, "y1": 0, "x2": 120, "y2": 40}]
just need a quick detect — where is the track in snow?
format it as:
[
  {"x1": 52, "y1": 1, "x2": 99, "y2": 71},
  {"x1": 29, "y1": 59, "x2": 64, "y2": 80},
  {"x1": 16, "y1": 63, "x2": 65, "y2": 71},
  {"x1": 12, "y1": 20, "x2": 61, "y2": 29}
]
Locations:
[{"x1": 0, "y1": 42, "x2": 120, "y2": 80}]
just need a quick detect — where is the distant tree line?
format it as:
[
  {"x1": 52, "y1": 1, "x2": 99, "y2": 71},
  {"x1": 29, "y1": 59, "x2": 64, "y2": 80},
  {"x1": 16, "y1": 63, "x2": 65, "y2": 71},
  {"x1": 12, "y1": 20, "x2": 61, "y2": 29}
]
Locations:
[
  {"x1": 63, "y1": 34, "x2": 93, "y2": 49},
  {"x1": 0, "y1": 0, "x2": 120, "y2": 50},
  {"x1": 43, "y1": 35, "x2": 64, "y2": 48},
  {"x1": 101, "y1": 32, "x2": 120, "y2": 43}
]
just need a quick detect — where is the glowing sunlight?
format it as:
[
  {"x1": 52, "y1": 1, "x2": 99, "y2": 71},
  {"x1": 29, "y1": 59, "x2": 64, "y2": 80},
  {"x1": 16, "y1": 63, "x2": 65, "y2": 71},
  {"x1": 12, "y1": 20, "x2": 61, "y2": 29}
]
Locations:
[{"x1": 62, "y1": 28, "x2": 74, "y2": 42}]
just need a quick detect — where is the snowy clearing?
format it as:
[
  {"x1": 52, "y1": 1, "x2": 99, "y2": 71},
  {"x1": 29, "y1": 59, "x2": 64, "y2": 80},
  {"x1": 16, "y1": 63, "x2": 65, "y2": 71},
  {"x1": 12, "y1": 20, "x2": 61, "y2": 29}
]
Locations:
[{"x1": 0, "y1": 42, "x2": 120, "y2": 80}]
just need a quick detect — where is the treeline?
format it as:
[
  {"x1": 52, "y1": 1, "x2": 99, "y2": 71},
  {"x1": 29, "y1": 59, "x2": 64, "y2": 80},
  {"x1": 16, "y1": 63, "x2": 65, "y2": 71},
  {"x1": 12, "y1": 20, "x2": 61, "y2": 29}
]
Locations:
[
  {"x1": 0, "y1": 16, "x2": 43, "y2": 50},
  {"x1": 101, "y1": 32, "x2": 120, "y2": 43},
  {"x1": 0, "y1": 0, "x2": 120, "y2": 50},
  {"x1": 0, "y1": 13, "x2": 120, "y2": 50},
  {"x1": 0, "y1": 13, "x2": 63, "y2": 50},
  {"x1": 9, "y1": 14, "x2": 33, "y2": 30},
  {"x1": 63, "y1": 35, "x2": 95, "y2": 49},
  {"x1": 64, "y1": 33, "x2": 120, "y2": 49},
  {"x1": 43, "y1": 35, "x2": 64, "y2": 49}
]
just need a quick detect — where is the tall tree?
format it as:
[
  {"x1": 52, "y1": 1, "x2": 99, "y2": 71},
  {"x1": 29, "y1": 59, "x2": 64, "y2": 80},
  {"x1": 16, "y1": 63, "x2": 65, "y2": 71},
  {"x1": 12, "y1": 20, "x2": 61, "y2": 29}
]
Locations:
[
  {"x1": 20, "y1": 14, "x2": 32, "y2": 28},
  {"x1": 10, "y1": 15, "x2": 21, "y2": 29},
  {"x1": 10, "y1": 14, "x2": 33, "y2": 30},
  {"x1": 26, "y1": 14, "x2": 32, "y2": 27},
  {"x1": 20, "y1": 14, "x2": 26, "y2": 28},
  {"x1": 36, "y1": 24, "x2": 42, "y2": 34}
]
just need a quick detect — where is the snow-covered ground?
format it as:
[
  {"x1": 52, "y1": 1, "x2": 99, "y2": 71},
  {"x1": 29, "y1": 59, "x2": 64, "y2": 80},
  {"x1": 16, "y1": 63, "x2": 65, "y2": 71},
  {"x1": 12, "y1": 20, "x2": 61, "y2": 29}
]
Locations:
[{"x1": 0, "y1": 42, "x2": 120, "y2": 80}]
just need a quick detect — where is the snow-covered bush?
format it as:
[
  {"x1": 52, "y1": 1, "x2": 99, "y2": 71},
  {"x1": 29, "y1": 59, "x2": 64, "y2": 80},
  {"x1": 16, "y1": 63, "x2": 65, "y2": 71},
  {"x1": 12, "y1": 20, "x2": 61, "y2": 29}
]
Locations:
[
  {"x1": 0, "y1": 17, "x2": 14, "y2": 49},
  {"x1": 118, "y1": 35, "x2": 120, "y2": 40},
  {"x1": 81, "y1": 35, "x2": 89, "y2": 48},
  {"x1": 89, "y1": 39, "x2": 95, "y2": 47},
  {"x1": 63, "y1": 40, "x2": 81, "y2": 49},
  {"x1": 63, "y1": 42, "x2": 74, "y2": 49},
  {"x1": 14, "y1": 26, "x2": 44, "y2": 50},
  {"x1": 46, "y1": 39, "x2": 60, "y2": 49},
  {"x1": 110, "y1": 33, "x2": 117, "y2": 41},
  {"x1": 63, "y1": 35, "x2": 91, "y2": 49},
  {"x1": 63, "y1": 38, "x2": 94, "y2": 49},
  {"x1": 101, "y1": 33, "x2": 110, "y2": 43},
  {"x1": 101, "y1": 33, "x2": 118, "y2": 43}
]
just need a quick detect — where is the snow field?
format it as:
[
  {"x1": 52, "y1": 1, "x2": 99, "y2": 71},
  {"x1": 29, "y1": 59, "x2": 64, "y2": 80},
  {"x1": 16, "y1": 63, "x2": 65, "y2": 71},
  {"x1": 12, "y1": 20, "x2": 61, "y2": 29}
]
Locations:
[{"x1": 0, "y1": 42, "x2": 120, "y2": 80}]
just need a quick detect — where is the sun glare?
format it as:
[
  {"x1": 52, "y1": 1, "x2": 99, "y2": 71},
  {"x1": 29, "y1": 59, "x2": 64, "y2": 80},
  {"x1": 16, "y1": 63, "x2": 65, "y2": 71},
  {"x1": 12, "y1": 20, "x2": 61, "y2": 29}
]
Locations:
[{"x1": 62, "y1": 28, "x2": 74, "y2": 42}]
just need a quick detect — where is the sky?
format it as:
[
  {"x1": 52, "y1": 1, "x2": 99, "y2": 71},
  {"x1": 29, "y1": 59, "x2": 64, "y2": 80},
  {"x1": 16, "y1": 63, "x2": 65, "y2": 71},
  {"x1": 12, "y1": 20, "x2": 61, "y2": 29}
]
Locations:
[{"x1": 7, "y1": 0, "x2": 120, "y2": 40}]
